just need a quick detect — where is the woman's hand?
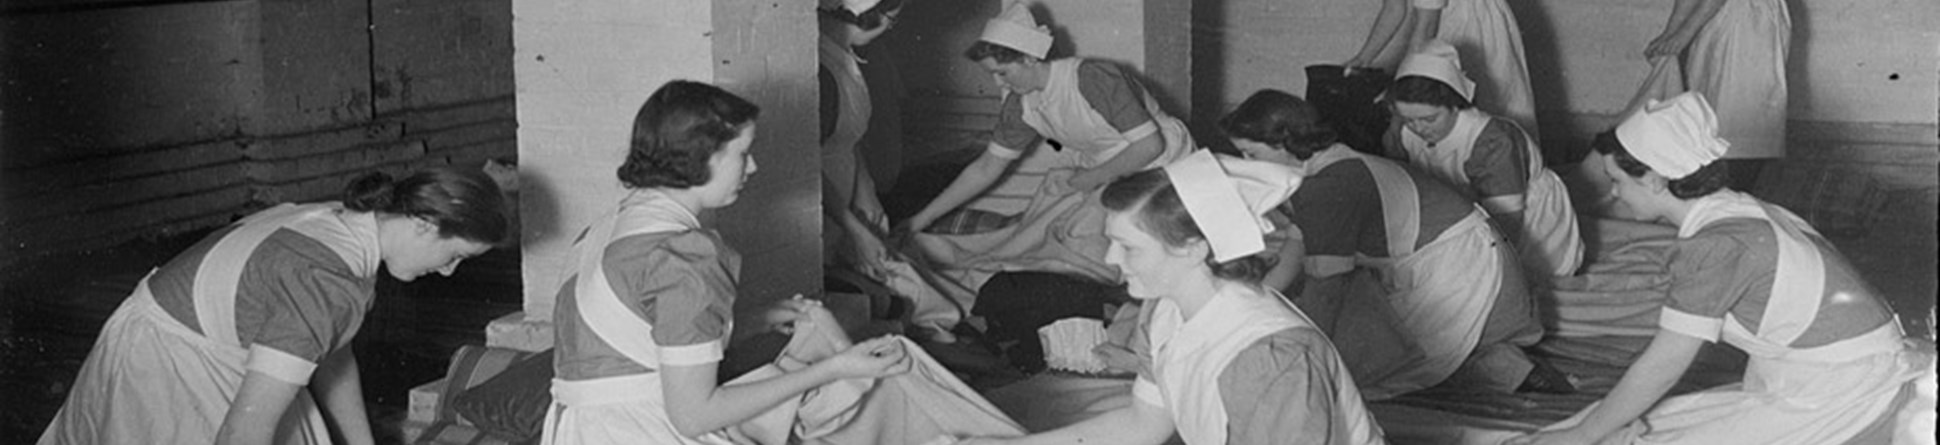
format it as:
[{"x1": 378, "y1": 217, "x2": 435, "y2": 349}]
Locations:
[
  {"x1": 1503, "y1": 427, "x2": 1596, "y2": 445},
  {"x1": 815, "y1": 336, "x2": 913, "y2": 380},
  {"x1": 1044, "y1": 169, "x2": 1080, "y2": 196},
  {"x1": 767, "y1": 295, "x2": 853, "y2": 364},
  {"x1": 1643, "y1": 30, "x2": 1697, "y2": 58}
]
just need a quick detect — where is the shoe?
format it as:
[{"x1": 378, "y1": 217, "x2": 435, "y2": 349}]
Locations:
[{"x1": 1517, "y1": 357, "x2": 1580, "y2": 394}]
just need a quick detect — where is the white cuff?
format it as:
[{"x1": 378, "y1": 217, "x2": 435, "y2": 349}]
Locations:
[
  {"x1": 1658, "y1": 308, "x2": 1723, "y2": 342},
  {"x1": 245, "y1": 344, "x2": 319, "y2": 385},
  {"x1": 1131, "y1": 377, "x2": 1166, "y2": 409},
  {"x1": 661, "y1": 339, "x2": 726, "y2": 366},
  {"x1": 985, "y1": 141, "x2": 1024, "y2": 160},
  {"x1": 1306, "y1": 255, "x2": 1357, "y2": 278},
  {"x1": 1119, "y1": 121, "x2": 1159, "y2": 145}
]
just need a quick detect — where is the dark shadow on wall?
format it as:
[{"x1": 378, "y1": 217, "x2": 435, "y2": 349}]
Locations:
[{"x1": 1189, "y1": 0, "x2": 1229, "y2": 153}]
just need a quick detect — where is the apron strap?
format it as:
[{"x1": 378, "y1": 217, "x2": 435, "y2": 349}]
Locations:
[
  {"x1": 1754, "y1": 202, "x2": 1829, "y2": 346},
  {"x1": 574, "y1": 191, "x2": 708, "y2": 369},
  {"x1": 191, "y1": 204, "x2": 315, "y2": 348},
  {"x1": 1308, "y1": 146, "x2": 1423, "y2": 259}
]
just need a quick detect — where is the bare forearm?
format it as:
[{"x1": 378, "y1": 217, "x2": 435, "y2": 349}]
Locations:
[
  {"x1": 1351, "y1": 0, "x2": 1413, "y2": 65},
  {"x1": 1685, "y1": 0, "x2": 1727, "y2": 35},
  {"x1": 1573, "y1": 332, "x2": 1703, "y2": 439},
  {"x1": 662, "y1": 363, "x2": 837, "y2": 437},
  {"x1": 1262, "y1": 238, "x2": 1307, "y2": 292},
  {"x1": 1406, "y1": 6, "x2": 1442, "y2": 52},
  {"x1": 910, "y1": 153, "x2": 1012, "y2": 227},
  {"x1": 1663, "y1": 0, "x2": 1704, "y2": 34},
  {"x1": 1071, "y1": 132, "x2": 1164, "y2": 190},
  {"x1": 314, "y1": 347, "x2": 374, "y2": 445},
  {"x1": 218, "y1": 372, "x2": 303, "y2": 445}
]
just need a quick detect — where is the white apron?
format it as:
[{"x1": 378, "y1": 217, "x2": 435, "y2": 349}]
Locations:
[
  {"x1": 1685, "y1": 0, "x2": 1789, "y2": 159},
  {"x1": 39, "y1": 203, "x2": 376, "y2": 445},
  {"x1": 1299, "y1": 146, "x2": 1513, "y2": 399},
  {"x1": 1399, "y1": 108, "x2": 1583, "y2": 277},
  {"x1": 915, "y1": 58, "x2": 1193, "y2": 289},
  {"x1": 819, "y1": 34, "x2": 886, "y2": 227},
  {"x1": 1143, "y1": 283, "x2": 1382, "y2": 445},
  {"x1": 1545, "y1": 192, "x2": 1932, "y2": 444},
  {"x1": 1437, "y1": 0, "x2": 1538, "y2": 141},
  {"x1": 822, "y1": 34, "x2": 966, "y2": 332},
  {"x1": 541, "y1": 190, "x2": 739, "y2": 445}
]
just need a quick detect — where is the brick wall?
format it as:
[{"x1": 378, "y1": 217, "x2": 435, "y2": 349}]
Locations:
[{"x1": 1, "y1": 0, "x2": 518, "y2": 271}]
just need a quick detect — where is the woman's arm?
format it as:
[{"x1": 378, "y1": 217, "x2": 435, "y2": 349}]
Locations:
[
  {"x1": 660, "y1": 336, "x2": 910, "y2": 438},
  {"x1": 964, "y1": 400, "x2": 1177, "y2": 445},
  {"x1": 312, "y1": 346, "x2": 375, "y2": 445},
  {"x1": 1262, "y1": 236, "x2": 1307, "y2": 293},
  {"x1": 1068, "y1": 131, "x2": 1164, "y2": 192},
  {"x1": 1347, "y1": 0, "x2": 1415, "y2": 68},
  {"x1": 1508, "y1": 330, "x2": 1706, "y2": 445},
  {"x1": 216, "y1": 371, "x2": 304, "y2": 445},
  {"x1": 1646, "y1": 0, "x2": 1725, "y2": 58},
  {"x1": 1480, "y1": 194, "x2": 1527, "y2": 240},
  {"x1": 1405, "y1": 1, "x2": 1444, "y2": 54},
  {"x1": 903, "y1": 150, "x2": 1016, "y2": 232}
]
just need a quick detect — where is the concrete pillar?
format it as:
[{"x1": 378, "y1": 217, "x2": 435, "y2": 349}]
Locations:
[
  {"x1": 503, "y1": 0, "x2": 715, "y2": 348},
  {"x1": 1040, "y1": 0, "x2": 1192, "y2": 114},
  {"x1": 499, "y1": 0, "x2": 817, "y2": 350},
  {"x1": 708, "y1": 0, "x2": 820, "y2": 340}
]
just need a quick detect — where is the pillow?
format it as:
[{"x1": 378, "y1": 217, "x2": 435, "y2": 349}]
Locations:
[{"x1": 451, "y1": 349, "x2": 555, "y2": 443}]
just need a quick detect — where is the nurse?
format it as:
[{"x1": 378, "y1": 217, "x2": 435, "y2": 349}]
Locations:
[
  {"x1": 1644, "y1": 0, "x2": 1790, "y2": 191},
  {"x1": 962, "y1": 151, "x2": 1386, "y2": 445},
  {"x1": 1222, "y1": 89, "x2": 1570, "y2": 398},
  {"x1": 1508, "y1": 92, "x2": 1933, "y2": 445},
  {"x1": 543, "y1": 81, "x2": 910, "y2": 445},
  {"x1": 38, "y1": 168, "x2": 509, "y2": 445},
  {"x1": 898, "y1": 0, "x2": 1195, "y2": 289},
  {"x1": 1382, "y1": 41, "x2": 1583, "y2": 279},
  {"x1": 1346, "y1": 0, "x2": 1538, "y2": 139},
  {"x1": 819, "y1": 0, "x2": 901, "y2": 270}
]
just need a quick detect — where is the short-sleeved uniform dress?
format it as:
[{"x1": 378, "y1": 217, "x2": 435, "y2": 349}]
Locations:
[
  {"x1": 1279, "y1": 144, "x2": 1542, "y2": 399},
  {"x1": 1127, "y1": 281, "x2": 1386, "y2": 445},
  {"x1": 1543, "y1": 191, "x2": 1933, "y2": 444},
  {"x1": 819, "y1": 32, "x2": 886, "y2": 230},
  {"x1": 1686, "y1": 0, "x2": 1790, "y2": 159},
  {"x1": 544, "y1": 190, "x2": 740, "y2": 445},
  {"x1": 1416, "y1": 0, "x2": 1539, "y2": 140},
  {"x1": 39, "y1": 203, "x2": 381, "y2": 445},
  {"x1": 1386, "y1": 108, "x2": 1584, "y2": 277},
  {"x1": 914, "y1": 58, "x2": 1194, "y2": 287}
]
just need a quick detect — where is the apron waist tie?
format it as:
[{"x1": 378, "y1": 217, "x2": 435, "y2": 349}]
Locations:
[
  {"x1": 1748, "y1": 321, "x2": 1905, "y2": 364},
  {"x1": 551, "y1": 373, "x2": 661, "y2": 407}
]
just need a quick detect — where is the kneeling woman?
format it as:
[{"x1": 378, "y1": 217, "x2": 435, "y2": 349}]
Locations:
[
  {"x1": 544, "y1": 81, "x2": 911, "y2": 444},
  {"x1": 966, "y1": 151, "x2": 1385, "y2": 445},
  {"x1": 1222, "y1": 89, "x2": 1566, "y2": 399},
  {"x1": 40, "y1": 168, "x2": 509, "y2": 445},
  {"x1": 1509, "y1": 93, "x2": 1933, "y2": 445},
  {"x1": 1382, "y1": 41, "x2": 1583, "y2": 278}
]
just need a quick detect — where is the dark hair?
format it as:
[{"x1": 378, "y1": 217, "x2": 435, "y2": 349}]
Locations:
[
  {"x1": 1386, "y1": 75, "x2": 1473, "y2": 110},
  {"x1": 1219, "y1": 89, "x2": 1339, "y2": 160},
  {"x1": 617, "y1": 80, "x2": 761, "y2": 189},
  {"x1": 963, "y1": 41, "x2": 1037, "y2": 64},
  {"x1": 1100, "y1": 169, "x2": 1272, "y2": 282},
  {"x1": 343, "y1": 168, "x2": 508, "y2": 244},
  {"x1": 1590, "y1": 130, "x2": 1731, "y2": 199},
  {"x1": 818, "y1": 0, "x2": 905, "y2": 31}
]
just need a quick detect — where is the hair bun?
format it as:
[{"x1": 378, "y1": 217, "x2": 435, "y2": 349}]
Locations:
[{"x1": 342, "y1": 172, "x2": 397, "y2": 212}]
